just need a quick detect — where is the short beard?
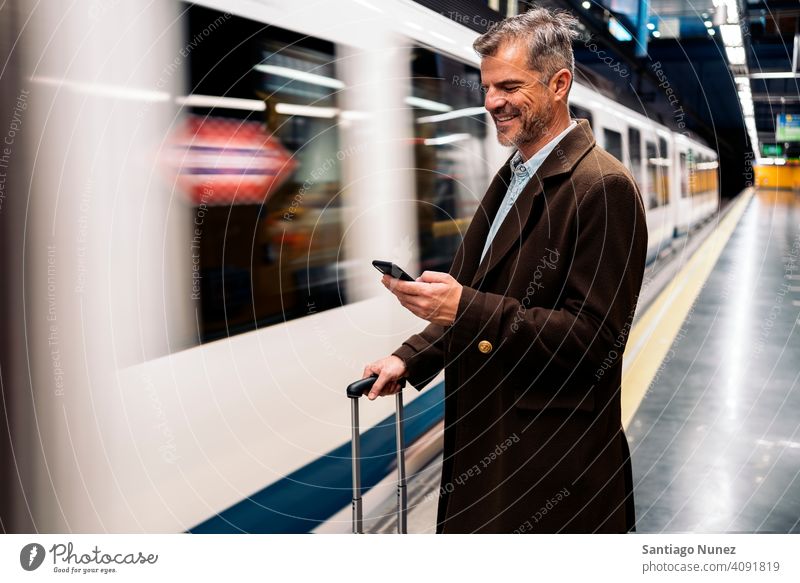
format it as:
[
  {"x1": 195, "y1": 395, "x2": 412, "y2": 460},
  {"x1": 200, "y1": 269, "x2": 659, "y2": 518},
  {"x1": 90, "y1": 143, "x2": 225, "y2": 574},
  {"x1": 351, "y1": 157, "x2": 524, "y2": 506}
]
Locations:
[{"x1": 495, "y1": 103, "x2": 555, "y2": 150}]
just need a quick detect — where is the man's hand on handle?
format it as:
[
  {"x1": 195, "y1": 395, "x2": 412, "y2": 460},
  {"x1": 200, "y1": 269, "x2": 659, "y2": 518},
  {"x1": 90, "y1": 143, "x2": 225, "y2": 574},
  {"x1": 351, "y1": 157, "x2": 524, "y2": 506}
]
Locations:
[{"x1": 362, "y1": 355, "x2": 407, "y2": 400}]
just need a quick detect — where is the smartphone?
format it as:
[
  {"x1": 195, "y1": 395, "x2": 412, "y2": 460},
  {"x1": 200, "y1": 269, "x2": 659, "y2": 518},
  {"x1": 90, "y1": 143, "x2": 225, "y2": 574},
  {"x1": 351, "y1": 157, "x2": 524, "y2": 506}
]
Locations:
[{"x1": 372, "y1": 260, "x2": 415, "y2": 282}]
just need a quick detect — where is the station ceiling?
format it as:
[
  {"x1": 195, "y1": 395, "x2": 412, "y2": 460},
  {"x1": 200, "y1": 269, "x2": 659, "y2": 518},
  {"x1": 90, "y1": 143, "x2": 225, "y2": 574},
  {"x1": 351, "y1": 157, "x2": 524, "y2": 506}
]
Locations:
[{"x1": 426, "y1": 0, "x2": 800, "y2": 161}]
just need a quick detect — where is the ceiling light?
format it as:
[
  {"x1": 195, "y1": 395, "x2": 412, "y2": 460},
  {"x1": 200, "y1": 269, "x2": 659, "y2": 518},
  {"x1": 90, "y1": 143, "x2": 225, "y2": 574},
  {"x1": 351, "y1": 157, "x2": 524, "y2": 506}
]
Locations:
[
  {"x1": 720, "y1": 24, "x2": 743, "y2": 46},
  {"x1": 725, "y1": 46, "x2": 746, "y2": 65},
  {"x1": 749, "y1": 72, "x2": 800, "y2": 79}
]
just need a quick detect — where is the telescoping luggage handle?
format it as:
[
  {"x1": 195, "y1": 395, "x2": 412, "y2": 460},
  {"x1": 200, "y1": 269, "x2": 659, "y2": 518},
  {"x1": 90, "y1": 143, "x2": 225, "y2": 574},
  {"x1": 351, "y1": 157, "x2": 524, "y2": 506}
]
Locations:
[{"x1": 346, "y1": 374, "x2": 407, "y2": 534}]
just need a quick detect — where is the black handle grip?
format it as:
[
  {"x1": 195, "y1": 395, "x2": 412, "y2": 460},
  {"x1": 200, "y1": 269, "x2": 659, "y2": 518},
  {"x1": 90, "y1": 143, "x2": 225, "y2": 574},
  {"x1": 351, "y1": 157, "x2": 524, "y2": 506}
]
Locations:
[{"x1": 346, "y1": 374, "x2": 406, "y2": 398}]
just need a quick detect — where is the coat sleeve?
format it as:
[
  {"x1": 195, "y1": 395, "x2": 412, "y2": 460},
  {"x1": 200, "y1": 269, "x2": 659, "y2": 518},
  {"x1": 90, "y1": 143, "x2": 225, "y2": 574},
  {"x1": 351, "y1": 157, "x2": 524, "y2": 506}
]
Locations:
[
  {"x1": 446, "y1": 173, "x2": 648, "y2": 382},
  {"x1": 391, "y1": 322, "x2": 448, "y2": 391}
]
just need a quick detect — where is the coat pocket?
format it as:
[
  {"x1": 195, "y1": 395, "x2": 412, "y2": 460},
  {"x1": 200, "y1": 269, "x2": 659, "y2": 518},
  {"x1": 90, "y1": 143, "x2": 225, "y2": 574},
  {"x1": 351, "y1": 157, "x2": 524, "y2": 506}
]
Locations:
[{"x1": 512, "y1": 383, "x2": 596, "y2": 413}]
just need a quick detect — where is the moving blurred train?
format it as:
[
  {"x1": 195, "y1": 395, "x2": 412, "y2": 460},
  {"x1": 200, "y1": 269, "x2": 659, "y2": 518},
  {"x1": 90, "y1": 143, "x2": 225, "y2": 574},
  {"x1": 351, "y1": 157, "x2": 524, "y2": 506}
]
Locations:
[{"x1": 5, "y1": 0, "x2": 718, "y2": 533}]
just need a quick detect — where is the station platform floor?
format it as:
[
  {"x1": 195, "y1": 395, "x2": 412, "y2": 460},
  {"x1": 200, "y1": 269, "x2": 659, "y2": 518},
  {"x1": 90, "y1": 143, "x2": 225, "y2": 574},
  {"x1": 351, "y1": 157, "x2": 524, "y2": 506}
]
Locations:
[
  {"x1": 627, "y1": 188, "x2": 800, "y2": 533},
  {"x1": 372, "y1": 187, "x2": 799, "y2": 534}
]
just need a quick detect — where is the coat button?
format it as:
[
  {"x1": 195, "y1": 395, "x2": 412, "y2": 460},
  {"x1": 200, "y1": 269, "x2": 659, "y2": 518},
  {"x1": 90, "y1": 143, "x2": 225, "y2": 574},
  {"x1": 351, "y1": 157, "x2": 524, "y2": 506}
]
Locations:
[{"x1": 478, "y1": 340, "x2": 493, "y2": 354}]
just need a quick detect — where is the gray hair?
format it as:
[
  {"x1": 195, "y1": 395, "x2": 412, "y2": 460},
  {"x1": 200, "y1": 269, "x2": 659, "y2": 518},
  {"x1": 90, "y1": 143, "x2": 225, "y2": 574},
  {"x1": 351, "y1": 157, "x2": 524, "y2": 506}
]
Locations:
[{"x1": 473, "y1": 8, "x2": 580, "y2": 85}]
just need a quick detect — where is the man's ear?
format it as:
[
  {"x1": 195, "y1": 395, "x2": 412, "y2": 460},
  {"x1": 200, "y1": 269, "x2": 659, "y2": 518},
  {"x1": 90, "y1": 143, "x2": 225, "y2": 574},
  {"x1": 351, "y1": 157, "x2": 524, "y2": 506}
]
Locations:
[{"x1": 549, "y1": 69, "x2": 571, "y2": 102}]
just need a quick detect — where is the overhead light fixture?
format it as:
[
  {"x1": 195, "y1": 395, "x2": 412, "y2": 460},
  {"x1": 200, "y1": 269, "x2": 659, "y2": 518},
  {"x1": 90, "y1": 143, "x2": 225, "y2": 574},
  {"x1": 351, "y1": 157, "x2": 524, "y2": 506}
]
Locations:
[
  {"x1": 708, "y1": 29, "x2": 716, "y2": 36},
  {"x1": 652, "y1": 30, "x2": 661, "y2": 38},
  {"x1": 724, "y1": 0, "x2": 739, "y2": 24},
  {"x1": 582, "y1": 1, "x2": 591, "y2": 9},
  {"x1": 416, "y1": 106, "x2": 486, "y2": 124},
  {"x1": 405, "y1": 96, "x2": 453, "y2": 112},
  {"x1": 711, "y1": 0, "x2": 742, "y2": 25},
  {"x1": 646, "y1": 23, "x2": 655, "y2": 31},
  {"x1": 725, "y1": 46, "x2": 746, "y2": 65},
  {"x1": 749, "y1": 71, "x2": 800, "y2": 79},
  {"x1": 253, "y1": 65, "x2": 344, "y2": 89},
  {"x1": 704, "y1": 21, "x2": 713, "y2": 28},
  {"x1": 719, "y1": 24, "x2": 743, "y2": 47}
]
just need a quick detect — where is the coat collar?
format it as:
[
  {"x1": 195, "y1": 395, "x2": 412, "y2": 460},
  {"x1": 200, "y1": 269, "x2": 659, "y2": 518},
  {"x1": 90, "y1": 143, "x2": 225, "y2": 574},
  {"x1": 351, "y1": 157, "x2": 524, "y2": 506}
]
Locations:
[{"x1": 457, "y1": 118, "x2": 596, "y2": 287}]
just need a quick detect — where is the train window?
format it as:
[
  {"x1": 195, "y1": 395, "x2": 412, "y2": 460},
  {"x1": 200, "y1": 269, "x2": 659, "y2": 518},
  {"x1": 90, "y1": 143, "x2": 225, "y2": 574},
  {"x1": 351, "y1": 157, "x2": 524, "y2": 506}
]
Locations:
[
  {"x1": 628, "y1": 127, "x2": 642, "y2": 188},
  {"x1": 569, "y1": 104, "x2": 593, "y2": 129},
  {"x1": 603, "y1": 129, "x2": 623, "y2": 162},
  {"x1": 184, "y1": 5, "x2": 350, "y2": 342},
  {"x1": 645, "y1": 141, "x2": 669, "y2": 209},
  {"x1": 658, "y1": 137, "x2": 668, "y2": 159},
  {"x1": 410, "y1": 47, "x2": 489, "y2": 273},
  {"x1": 691, "y1": 153, "x2": 719, "y2": 197}
]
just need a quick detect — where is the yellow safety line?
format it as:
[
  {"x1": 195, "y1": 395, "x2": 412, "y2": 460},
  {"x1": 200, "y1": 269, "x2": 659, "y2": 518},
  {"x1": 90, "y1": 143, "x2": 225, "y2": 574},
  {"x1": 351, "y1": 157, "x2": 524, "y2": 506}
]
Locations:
[{"x1": 621, "y1": 189, "x2": 755, "y2": 429}]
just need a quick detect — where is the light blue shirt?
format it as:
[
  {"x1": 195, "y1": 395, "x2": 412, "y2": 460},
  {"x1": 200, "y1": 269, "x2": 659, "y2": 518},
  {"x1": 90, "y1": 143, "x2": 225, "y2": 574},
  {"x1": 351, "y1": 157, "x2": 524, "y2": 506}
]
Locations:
[{"x1": 479, "y1": 120, "x2": 577, "y2": 265}]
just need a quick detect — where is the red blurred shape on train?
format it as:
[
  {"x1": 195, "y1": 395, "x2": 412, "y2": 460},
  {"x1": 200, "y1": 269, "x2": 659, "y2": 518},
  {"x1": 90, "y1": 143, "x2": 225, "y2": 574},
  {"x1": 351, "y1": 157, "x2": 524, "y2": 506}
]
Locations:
[{"x1": 168, "y1": 115, "x2": 297, "y2": 205}]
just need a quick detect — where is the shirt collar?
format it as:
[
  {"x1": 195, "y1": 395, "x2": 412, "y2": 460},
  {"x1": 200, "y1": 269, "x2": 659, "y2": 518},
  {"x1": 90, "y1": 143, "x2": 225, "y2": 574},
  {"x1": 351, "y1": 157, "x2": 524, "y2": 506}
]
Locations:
[{"x1": 509, "y1": 119, "x2": 578, "y2": 177}]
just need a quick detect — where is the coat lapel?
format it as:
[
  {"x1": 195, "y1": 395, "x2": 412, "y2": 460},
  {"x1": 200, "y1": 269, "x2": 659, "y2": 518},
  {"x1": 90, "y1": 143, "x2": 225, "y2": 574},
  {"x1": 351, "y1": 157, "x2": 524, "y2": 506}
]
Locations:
[{"x1": 468, "y1": 119, "x2": 596, "y2": 287}]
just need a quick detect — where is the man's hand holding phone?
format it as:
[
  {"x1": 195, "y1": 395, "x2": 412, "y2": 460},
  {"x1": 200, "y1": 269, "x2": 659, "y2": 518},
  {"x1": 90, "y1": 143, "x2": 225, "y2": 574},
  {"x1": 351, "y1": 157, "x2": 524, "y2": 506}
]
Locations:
[{"x1": 380, "y1": 269, "x2": 463, "y2": 327}]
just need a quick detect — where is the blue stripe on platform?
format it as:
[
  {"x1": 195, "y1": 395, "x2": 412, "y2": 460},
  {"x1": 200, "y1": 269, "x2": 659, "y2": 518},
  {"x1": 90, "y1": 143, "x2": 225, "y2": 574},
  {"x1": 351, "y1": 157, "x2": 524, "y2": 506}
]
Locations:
[{"x1": 189, "y1": 382, "x2": 444, "y2": 533}]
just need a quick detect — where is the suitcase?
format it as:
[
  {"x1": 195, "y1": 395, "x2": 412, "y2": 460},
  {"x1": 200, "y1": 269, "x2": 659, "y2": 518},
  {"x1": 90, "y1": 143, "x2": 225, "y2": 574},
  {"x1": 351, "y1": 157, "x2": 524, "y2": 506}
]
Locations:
[{"x1": 346, "y1": 374, "x2": 407, "y2": 534}]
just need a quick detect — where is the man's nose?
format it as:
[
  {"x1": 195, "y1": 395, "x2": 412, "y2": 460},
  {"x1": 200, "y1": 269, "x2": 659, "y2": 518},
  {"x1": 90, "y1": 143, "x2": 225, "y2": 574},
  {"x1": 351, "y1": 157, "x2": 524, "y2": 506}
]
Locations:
[{"x1": 484, "y1": 88, "x2": 506, "y2": 112}]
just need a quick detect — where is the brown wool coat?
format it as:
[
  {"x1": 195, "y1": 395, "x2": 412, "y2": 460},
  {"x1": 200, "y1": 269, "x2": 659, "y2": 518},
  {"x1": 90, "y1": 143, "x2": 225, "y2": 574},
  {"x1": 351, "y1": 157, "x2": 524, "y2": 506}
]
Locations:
[{"x1": 392, "y1": 119, "x2": 648, "y2": 533}]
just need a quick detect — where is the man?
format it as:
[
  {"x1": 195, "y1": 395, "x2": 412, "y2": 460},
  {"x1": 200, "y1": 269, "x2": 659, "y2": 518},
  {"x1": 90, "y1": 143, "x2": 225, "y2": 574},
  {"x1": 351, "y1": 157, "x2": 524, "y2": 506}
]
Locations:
[{"x1": 362, "y1": 8, "x2": 647, "y2": 533}]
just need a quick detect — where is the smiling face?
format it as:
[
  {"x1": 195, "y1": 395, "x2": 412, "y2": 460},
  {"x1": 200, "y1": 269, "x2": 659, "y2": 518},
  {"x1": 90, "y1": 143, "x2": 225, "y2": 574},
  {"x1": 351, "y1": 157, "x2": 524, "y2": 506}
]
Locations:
[{"x1": 480, "y1": 41, "x2": 569, "y2": 157}]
